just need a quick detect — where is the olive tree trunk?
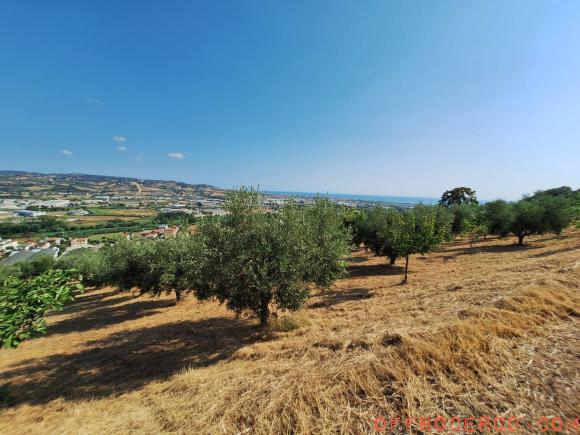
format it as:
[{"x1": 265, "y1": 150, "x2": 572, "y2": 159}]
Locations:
[{"x1": 403, "y1": 255, "x2": 409, "y2": 284}]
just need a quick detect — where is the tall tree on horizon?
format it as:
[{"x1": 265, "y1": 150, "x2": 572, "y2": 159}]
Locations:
[{"x1": 439, "y1": 187, "x2": 478, "y2": 207}]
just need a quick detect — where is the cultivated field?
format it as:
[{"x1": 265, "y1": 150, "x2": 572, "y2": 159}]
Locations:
[{"x1": 0, "y1": 231, "x2": 578, "y2": 434}]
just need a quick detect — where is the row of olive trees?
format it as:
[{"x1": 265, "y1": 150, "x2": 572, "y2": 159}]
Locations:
[
  {"x1": 67, "y1": 188, "x2": 351, "y2": 325},
  {"x1": 438, "y1": 186, "x2": 577, "y2": 244},
  {"x1": 346, "y1": 205, "x2": 453, "y2": 283},
  {"x1": 343, "y1": 186, "x2": 576, "y2": 280},
  {"x1": 445, "y1": 196, "x2": 574, "y2": 245}
]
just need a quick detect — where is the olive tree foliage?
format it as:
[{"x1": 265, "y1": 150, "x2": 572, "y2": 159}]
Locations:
[
  {"x1": 509, "y1": 196, "x2": 574, "y2": 245},
  {"x1": 439, "y1": 187, "x2": 478, "y2": 207},
  {"x1": 395, "y1": 206, "x2": 452, "y2": 283},
  {"x1": 302, "y1": 198, "x2": 351, "y2": 288},
  {"x1": 509, "y1": 200, "x2": 546, "y2": 245},
  {"x1": 57, "y1": 249, "x2": 108, "y2": 287},
  {"x1": 1, "y1": 269, "x2": 82, "y2": 348},
  {"x1": 195, "y1": 188, "x2": 349, "y2": 325},
  {"x1": 526, "y1": 186, "x2": 579, "y2": 231},
  {"x1": 356, "y1": 205, "x2": 451, "y2": 281},
  {"x1": 102, "y1": 238, "x2": 151, "y2": 292},
  {"x1": 342, "y1": 209, "x2": 367, "y2": 247},
  {"x1": 362, "y1": 207, "x2": 404, "y2": 264},
  {"x1": 461, "y1": 218, "x2": 488, "y2": 248},
  {"x1": 101, "y1": 235, "x2": 203, "y2": 300},
  {"x1": 536, "y1": 196, "x2": 574, "y2": 236},
  {"x1": 482, "y1": 200, "x2": 513, "y2": 238},
  {"x1": 449, "y1": 203, "x2": 481, "y2": 236}
]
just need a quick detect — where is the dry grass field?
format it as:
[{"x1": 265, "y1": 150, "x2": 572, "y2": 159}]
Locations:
[{"x1": 0, "y1": 231, "x2": 578, "y2": 434}]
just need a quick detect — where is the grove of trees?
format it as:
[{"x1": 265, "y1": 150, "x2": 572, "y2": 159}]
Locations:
[
  {"x1": 1, "y1": 185, "x2": 577, "y2": 348},
  {"x1": 437, "y1": 186, "x2": 578, "y2": 245},
  {"x1": 348, "y1": 205, "x2": 453, "y2": 282}
]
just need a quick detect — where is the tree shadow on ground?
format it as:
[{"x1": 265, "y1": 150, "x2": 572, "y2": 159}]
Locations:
[
  {"x1": 51, "y1": 288, "x2": 133, "y2": 317},
  {"x1": 530, "y1": 245, "x2": 580, "y2": 258},
  {"x1": 309, "y1": 287, "x2": 372, "y2": 309},
  {"x1": 1, "y1": 318, "x2": 265, "y2": 406},
  {"x1": 347, "y1": 255, "x2": 369, "y2": 263},
  {"x1": 441, "y1": 243, "x2": 543, "y2": 259},
  {"x1": 532, "y1": 235, "x2": 568, "y2": 243},
  {"x1": 348, "y1": 262, "x2": 404, "y2": 278},
  {"x1": 47, "y1": 298, "x2": 174, "y2": 336}
]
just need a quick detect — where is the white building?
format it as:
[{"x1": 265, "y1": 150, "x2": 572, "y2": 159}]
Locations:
[
  {"x1": 70, "y1": 238, "x2": 89, "y2": 249},
  {"x1": 0, "y1": 238, "x2": 18, "y2": 252},
  {"x1": 204, "y1": 208, "x2": 227, "y2": 216},
  {"x1": 66, "y1": 209, "x2": 90, "y2": 216},
  {"x1": 34, "y1": 199, "x2": 71, "y2": 208},
  {"x1": 14, "y1": 210, "x2": 47, "y2": 217}
]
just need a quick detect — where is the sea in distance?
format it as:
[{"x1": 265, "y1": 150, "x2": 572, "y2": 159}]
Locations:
[{"x1": 265, "y1": 191, "x2": 439, "y2": 205}]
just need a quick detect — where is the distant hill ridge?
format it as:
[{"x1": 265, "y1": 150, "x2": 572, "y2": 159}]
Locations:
[
  {"x1": 0, "y1": 170, "x2": 218, "y2": 188},
  {"x1": 0, "y1": 170, "x2": 227, "y2": 198}
]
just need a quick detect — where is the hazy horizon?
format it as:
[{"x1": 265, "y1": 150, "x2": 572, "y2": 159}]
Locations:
[{"x1": 2, "y1": 1, "x2": 580, "y2": 200}]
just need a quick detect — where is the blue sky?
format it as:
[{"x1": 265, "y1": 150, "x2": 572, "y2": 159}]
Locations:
[{"x1": 1, "y1": 1, "x2": 579, "y2": 200}]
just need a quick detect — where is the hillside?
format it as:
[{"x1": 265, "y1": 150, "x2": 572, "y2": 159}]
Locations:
[
  {"x1": 0, "y1": 230, "x2": 578, "y2": 433},
  {"x1": 0, "y1": 171, "x2": 227, "y2": 199}
]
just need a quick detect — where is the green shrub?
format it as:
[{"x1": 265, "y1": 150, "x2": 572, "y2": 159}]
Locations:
[
  {"x1": 267, "y1": 315, "x2": 310, "y2": 332},
  {"x1": 0, "y1": 270, "x2": 83, "y2": 348},
  {"x1": 18, "y1": 255, "x2": 55, "y2": 279}
]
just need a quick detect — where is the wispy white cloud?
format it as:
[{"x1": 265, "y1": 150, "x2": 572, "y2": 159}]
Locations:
[
  {"x1": 168, "y1": 152, "x2": 185, "y2": 159},
  {"x1": 117, "y1": 146, "x2": 127, "y2": 152},
  {"x1": 61, "y1": 149, "x2": 73, "y2": 156},
  {"x1": 113, "y1": 135, "x2": 127, "y2": 144},
  {"x1": 136, "y1": 152, "x2": 144, "y2": 161},
  {"x1": 84, "y1": 97, "x2": 103, "y2": 105}
]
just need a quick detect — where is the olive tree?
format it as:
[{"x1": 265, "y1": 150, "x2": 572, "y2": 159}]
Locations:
[
  {"x1": 139, "y1": 235, "x2": 204, "y2": 300},
  {"x1": 395, "y1": 206, "x2": 451, "y2": 283},
  {"x1": 57, "y1": 249, "x2": 108, "y2": 287},
  {"x1": 510, "y1": 200, "x2": 545, "y2": 245},
  {"x1": 303, "y1": 198, "x2": 350, "y2": 288},
  {"x1": 365, "y1": 207, "x2": 404, "y2": 265},
  {"x1": 449, "y1": 203, "x2": 480, "y2": 235},
  {"x1": 482, "y1": 200, "x2": 513, "y2": 238},
  {"x1": 101, "y1": 235, "x2": 203, "y2": 301},
  {"x1": 102, "y1": 238, "x2": 151, "y2": 291},
  {"x1": 196, "y1": 187, "x2": 349, "y2": 325},
  {"x1": 537, "y1": 196, "x2": 574, "y2": 236},
  {"x1": 358, "y1": 205, "x2": 450, "y2": 281},
  {"x1": 342, "y1": 209, "x2": 367, "y2": 247}
]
